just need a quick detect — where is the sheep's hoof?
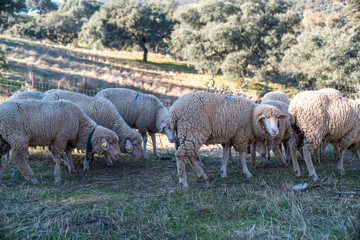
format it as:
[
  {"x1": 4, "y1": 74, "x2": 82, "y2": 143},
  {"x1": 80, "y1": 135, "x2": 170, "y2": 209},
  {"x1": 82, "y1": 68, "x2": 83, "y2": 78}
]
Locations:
[
  {"x1": 338, "y1": 167, "x2": 345, "y2": 176},
  {"x1": 70, "y1": 171, "x2": 79, "y2": 177},
  {"x1": 294, "y1": 170, "x2": 301, "y2": 177},
  {"x1": 311, "y1": 174, "x2": 319, "y2": 182},
  {"x1": 203, "y1": 174, "x2": 209, "y2": 181},
  {"x1": 221, "y1": 173, "x2": 228, "y2": 178},
  {"x1": 252, "y1": 163, "x2": 257, "y2": 169},
  {"x1": 83, "y1": 165, "x2": 90, "y2": 171},
  {"x1": 282, "y1": 163, "x2": 288, "y2": 168},
  {"x1": 29, "y1": 177, "x2": 39, "y2": 185},
  {"x1": 245, "y1": 173, "x2": 253, "y2": 178}
]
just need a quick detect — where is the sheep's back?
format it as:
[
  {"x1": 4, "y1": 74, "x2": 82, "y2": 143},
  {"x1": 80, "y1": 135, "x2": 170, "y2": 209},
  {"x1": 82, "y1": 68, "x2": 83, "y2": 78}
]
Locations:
[{"x1": 171, "y1": 92, "x2": 254, "y2": 145}]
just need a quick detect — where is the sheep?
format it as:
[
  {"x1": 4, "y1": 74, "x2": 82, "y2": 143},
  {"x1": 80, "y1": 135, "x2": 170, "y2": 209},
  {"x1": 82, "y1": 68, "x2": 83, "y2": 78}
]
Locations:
[
  {"x1": 288, "y1": 89, "x2": 360, "y2": 181},
  {"x1": 262, "y1": 91, "x2": 290, "y2": 105},
  {"x1": 43, "y1": 89, "x2": 144, "y2": 170},
  {"x1": 251, "y1": 100, "x2": 292, "y2": 168},
  {"x1": 0, "y1": 99, "x2": 121, "y2": 184},
  {"x1": 8, "y1": 91, "x2": 45, "y2": 100},
  {"x1": 171, "y1": 92, "x2": 289, "y2": 187},
  {"x1": 95, "y1": 88, "x2": 174, "y2": 160}
]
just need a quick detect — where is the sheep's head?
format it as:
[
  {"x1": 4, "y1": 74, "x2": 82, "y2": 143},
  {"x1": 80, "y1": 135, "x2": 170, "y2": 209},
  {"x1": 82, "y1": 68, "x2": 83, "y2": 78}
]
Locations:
[
  {"x1": 92, "y1": 126, "x2": 121, "y2": 159},
  {"x1": 156, "y1": 108, "x2": 175, "y2": 143},
  {"x1": 254, "y1": 104, "x2": 289, "y2": 137},
  {"x1": 124, "y1": 135, "x2": 144, "y2": 160}
]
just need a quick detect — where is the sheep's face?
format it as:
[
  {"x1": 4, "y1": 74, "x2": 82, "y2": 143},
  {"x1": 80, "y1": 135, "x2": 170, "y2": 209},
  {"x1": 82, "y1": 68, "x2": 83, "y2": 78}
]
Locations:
[
  {"x1": 93, "y1": 127, "x2": 121, "y2": 159},
  {"x1": 160, "y1": 119, "x2": 175, "y2": 143},
  {"x1": 125, "y1": 138, "x2": 144, "y2": 160},
  {"x1": 101, "y1": 137, "x2": 121, "y2": 159},
  {"x1": 256, "y1": 114, "x2": 289, "y2": 137}
]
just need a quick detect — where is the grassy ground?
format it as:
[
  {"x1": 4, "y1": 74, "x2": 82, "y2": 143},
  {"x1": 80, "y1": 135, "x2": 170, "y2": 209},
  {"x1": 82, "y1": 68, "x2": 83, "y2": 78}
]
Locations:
[{"x1": 1, "y1": 138, "x2": 359, "y2": 239}]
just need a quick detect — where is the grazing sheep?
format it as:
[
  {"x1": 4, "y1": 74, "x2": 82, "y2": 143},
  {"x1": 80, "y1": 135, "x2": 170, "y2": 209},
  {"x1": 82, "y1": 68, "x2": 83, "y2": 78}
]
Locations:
[
  {"x1": 8, "y1": 91, "x2": 45, "y2": 100},
  {"x1": 289, "y1": 89, "x2": 360, "y2": 180},
  {"x1": 262, "y1": 91, "x2": 290, "y2": 105},
  {"x1": 95, "y1": 88, "x2": 174, "y2": 160},
  {"x1": 251, "y1": 100, "x2": 292, "y2": 168},
  {"x1": 171, "y1": 92, "x2": 289, "y2": 187},
  {"x1": 0, "y1": 99, "x2": 121, "y2": 183},
  {"x1": 43, "y1": 89, "x2": 144, "y2": 170}
]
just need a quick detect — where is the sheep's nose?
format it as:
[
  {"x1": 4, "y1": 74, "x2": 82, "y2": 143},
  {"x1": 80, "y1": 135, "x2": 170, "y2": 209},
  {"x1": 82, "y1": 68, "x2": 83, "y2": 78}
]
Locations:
[
  {"x1": 114, "y1": 153, "x2": 121, "y2": 159},
  {"x1": 272, "y1": 129, "x2": 278, "y2": 135}
]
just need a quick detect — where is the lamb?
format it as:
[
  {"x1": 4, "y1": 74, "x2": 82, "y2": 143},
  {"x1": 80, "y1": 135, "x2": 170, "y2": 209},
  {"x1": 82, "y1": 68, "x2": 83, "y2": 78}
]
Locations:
[
  {"x1": 95, "y1": 88, "x2": 174, "y2": 160},
  {"x1": 289, "y1": 89, "x2": 360, "y2": 181},
  {"x1": 8, "y1": 91, "x2": 45, "y2": 100},
  {"x1": 43, "y1": 89, "x2": 144, "y2": 170},
  {"x1": 0, "y1": 99, "x2": 121, "y2": 184},
  {"x1": 262, "y1": 91, "x2": 290, "y2": 105},
  {"x1": 251, "y1": 100, "x2": 292, "y2": 168},
  {"x1": 171, "y1": 92, "x2": 289, "y2": 187}
]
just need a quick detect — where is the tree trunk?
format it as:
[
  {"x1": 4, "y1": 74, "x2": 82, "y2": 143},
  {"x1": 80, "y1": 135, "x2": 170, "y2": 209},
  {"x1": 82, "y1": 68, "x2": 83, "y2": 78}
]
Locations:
[{"x1": 143, "y1": 47, "x2": 148, "y2": 62}]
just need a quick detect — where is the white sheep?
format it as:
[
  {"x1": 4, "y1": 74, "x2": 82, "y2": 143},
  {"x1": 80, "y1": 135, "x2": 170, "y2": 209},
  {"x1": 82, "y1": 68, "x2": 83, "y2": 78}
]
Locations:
[
  {"x1": 95, "y1": 88, "x2": 174, "y2": 160},
  {"x1": 43, "y1": 89, "x2": 144, "y2": 170},
  {"x1": 0, "y1": 99, "x2": 121, "y2": 184},
  {"x1": 262, "y1": 91, "x2": 290, "y2": 105},
  {"x1": 8, "y1": 91, "x2": 45, "y2": 100},
  {"x1": 289, "y1": 89, "x2": 360, "y2": 180},
  {"x1": 171, "y1": 92, "x2": 289, "y2": 187},
  {"x1": 251, "y1": 100, "x2": 292, "y2": 168}
]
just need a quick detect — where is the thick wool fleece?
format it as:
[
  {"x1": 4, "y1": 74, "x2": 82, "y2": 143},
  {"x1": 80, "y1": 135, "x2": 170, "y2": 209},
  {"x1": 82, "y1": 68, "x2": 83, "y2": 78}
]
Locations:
[
  {"x1": 44, "y1": 89, "x2": 141, "y2": 153},
  {"x1": 95, "y1": 88, "x2": 171, "y2": 135},
  {"x1": 8, "y1": 91, "x2": 45, "y2": 100},
  {"x1": 262, "y1": 91, "x2": 290, "y2": 105}
]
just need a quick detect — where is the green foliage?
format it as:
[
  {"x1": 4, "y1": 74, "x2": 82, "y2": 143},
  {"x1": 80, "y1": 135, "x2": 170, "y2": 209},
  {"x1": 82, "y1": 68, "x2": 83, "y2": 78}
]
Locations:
[
  {"x1": 281, "y1": 26, "x2": 360, "y2": 90},
  {"x1": 25, "y1": 0, "x2": 57, "y2": 14},
  {"x1": 170, "y1": 0, "x2": 300, "y2": 82},
  {"x1": 0, "y1": 48, "x2": 9, "y2": 72},
  {"x1": 0, "y1": 0, "x2": 26, "y2": 31},
  {"x1": 79, "y1": 0, "x2": 177, "y2": 62},
  {"x1": 7, "y1": 0, "x2": 102, "y2": 44}
]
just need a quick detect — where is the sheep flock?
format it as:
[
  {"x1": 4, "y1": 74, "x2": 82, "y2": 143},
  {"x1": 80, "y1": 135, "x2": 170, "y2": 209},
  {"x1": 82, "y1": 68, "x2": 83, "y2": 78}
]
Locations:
[{"x1": 0, "y1": 87, "x2": 359, "y2": 188}]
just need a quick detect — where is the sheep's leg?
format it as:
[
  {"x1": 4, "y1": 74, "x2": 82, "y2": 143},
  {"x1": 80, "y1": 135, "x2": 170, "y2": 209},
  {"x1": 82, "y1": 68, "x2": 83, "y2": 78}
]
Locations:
[
  {"x1": 272, "y1": 141, "x2": 288, "y2": 167},
  {"x1": 266, "y1": 140, "x2": 271, "y2": 161},
  {"x1": 142, "y1": 134, "x2": 149, "y2": 160},
  {"x1": 283, "y1": 140, "x2": 291, "y2": 164},
  {"x1": 150, "y1": 134, "x2": 161, "y2": 159},
  {"x1": 12, "y1": 147, "x2": 38, "y2": 184},
  {"x1": 314, "y1": 146, "x2": 321, "y2": 164},
  {"x1": 302, "y1": 143, "x2": 318, "y2": 181},
  {"x1": 333, "y1": 142, "x2": 340, "y2": 160},
  {"x1": 189, "y1": 155, "x2": 208, "y2": 180},
  {"x1": 176, "y1": 156, "x2": 188, "y2": 188},
  {"x1": 195, "y1": 154, "x2": 204, "y2": 168},
  {"x1": 239, "y1": 152, "x2": 252, "y2": 178},
  {"x1": 83, "y1": 152, "x2": 95, "y2": 171},
  {"x1": 289, "y1": 136, "x2": 301, "y2": 177},
  {"x1": 251, "y1": 142, "x2": 257, "y2": 169},
  {"x1": 104, "y1": 154, "x2": 114, "y2": 167},
  {"x1": 337, "y1": 149, "x2": 346, "y2": 175},
  {"x1": 65, "y1": 147, "x2": 78, "y2": 176},
  {"x1": 353, "y1": 150, "x2": 360, "y2": 162},
  {"x1": 220, "y1": 144, "x2": 231, "y2": 178}
]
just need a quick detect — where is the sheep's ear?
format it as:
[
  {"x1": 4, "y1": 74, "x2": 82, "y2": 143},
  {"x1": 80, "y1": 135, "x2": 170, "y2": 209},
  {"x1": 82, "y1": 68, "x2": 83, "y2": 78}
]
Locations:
[
  {"x1": 256, "y1": 115, "x2": 263, "y2": 124},
  {"x1": 101, "y1": 138, "x2": 109, "y2": 150},
  {"x1": 278, "y1": 114, "x2": 290, "y2": 120},
  {"x1": 125, "y1": 139, "x2": 133, "y2": 153}
]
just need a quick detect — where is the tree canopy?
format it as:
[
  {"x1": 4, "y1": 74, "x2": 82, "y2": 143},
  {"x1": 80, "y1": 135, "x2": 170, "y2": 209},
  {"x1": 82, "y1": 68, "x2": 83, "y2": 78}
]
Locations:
[
  {"x1": 80, "y1": 0, "x2": 176, "y2": 62},
  {"x1": 170, "y1": 0, "x2": 301, "y2": 81}
]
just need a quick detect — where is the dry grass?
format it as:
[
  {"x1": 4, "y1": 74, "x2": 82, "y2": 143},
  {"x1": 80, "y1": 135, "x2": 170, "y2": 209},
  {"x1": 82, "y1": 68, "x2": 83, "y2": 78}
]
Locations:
[{"x1": 1, "y1": 138, "x2": 359, "y2": 239}]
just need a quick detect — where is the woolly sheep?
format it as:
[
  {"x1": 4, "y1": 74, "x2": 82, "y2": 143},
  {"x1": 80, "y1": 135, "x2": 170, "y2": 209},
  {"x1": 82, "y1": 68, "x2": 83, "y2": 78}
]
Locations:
[
  {"x1": 251, "y1": 100, "x2": 292, "y2": 168},
  {"x1": 95, "y1": 88, "x2": 174, "y2": 160},
  {"x1": 289, "y1": 89, "x2": 360, "y2": 181},
  {"x1": 0, "y1": 99, "x2": 121, "y2": 184},
  {"x1": 262, "y1": 91, "x2": 290, "y2": 105},
  {"x1": 8, "y1": 91, "x2": 45, "y2": 100},
  {"x1": 43, "y1": 89, "x2": 144, "y2": 170},
  {"x1": 171, "y1": 92, "x2": 289, "y2": 187}
]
